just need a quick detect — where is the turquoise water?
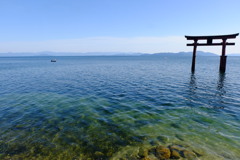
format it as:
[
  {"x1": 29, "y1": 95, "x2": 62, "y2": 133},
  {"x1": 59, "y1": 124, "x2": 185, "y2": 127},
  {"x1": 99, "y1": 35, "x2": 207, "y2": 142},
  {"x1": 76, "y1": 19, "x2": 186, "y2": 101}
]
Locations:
[{"x1": 0, "y1": 56, "x2": 240, "y2": 159}]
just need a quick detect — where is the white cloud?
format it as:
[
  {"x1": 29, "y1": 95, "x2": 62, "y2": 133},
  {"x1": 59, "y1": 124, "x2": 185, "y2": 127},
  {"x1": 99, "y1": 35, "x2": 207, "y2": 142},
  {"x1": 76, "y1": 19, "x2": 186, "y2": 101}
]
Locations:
[{"x1": 0, "y1": 36, "x2": 239, "y2": 54}]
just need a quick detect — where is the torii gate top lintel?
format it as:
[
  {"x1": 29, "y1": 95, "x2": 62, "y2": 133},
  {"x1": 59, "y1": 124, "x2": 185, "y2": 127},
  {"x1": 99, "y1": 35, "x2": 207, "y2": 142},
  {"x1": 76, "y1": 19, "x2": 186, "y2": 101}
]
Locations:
[
  {"x1": 185, "y1": 33, "x2": 239, "y2": 40},
  {"x1": 185, "y1": 33, "x2": 239, "y2": 73}
]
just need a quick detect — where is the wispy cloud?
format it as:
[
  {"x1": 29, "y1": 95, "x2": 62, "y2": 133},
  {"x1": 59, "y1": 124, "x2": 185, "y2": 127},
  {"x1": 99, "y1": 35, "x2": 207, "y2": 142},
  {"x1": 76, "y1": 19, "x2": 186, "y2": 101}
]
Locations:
[{"x1": 0, "y1": 36, "x2": 239, "y2": 54}]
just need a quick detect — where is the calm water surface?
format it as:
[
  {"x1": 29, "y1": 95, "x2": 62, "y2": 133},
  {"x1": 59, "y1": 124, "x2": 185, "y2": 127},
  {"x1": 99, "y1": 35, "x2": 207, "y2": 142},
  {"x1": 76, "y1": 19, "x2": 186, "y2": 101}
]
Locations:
[{"x1": 0, "y1": 56, "x2": 240, "y2": 159}]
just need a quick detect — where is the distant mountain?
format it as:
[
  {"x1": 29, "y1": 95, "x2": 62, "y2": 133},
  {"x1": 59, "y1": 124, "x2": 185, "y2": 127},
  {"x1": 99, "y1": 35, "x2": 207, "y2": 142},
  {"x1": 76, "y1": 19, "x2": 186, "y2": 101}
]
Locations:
[
  {"x1": 178, "y1": 51, "x2": 217, "y2": 56},
  {"x1": 0, "y1": 51, "x2": 227, "y2": 57},
  {"x1": 70, "y1": 52, "x2": 144, "y2": 56},
  {"x1": 0, "y1": 52, "x2": 144, "y2": 57},
  {"x1": 228, "y1": 53, "x2": 240, "y2": 56},
  {"x1": 0, "y1": 52, "x2": 35, "y2": 57},
  {"x1": 148, "y1": 51, "x2": 218, "y2": 56}
]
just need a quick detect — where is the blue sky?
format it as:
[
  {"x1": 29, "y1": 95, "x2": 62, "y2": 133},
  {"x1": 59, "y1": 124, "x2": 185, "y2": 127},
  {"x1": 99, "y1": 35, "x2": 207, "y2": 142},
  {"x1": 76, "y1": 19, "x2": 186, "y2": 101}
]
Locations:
[{"x1": 0, "y1": 0, "x2": 240, "y2": 54}]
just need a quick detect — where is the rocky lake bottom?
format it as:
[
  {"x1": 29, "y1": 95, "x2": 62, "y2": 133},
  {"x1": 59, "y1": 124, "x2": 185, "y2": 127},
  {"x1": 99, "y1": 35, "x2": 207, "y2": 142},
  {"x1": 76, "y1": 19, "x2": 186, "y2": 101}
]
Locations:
[{"x1": 0, "y1": 56, "x2": 239, "y2": 159}]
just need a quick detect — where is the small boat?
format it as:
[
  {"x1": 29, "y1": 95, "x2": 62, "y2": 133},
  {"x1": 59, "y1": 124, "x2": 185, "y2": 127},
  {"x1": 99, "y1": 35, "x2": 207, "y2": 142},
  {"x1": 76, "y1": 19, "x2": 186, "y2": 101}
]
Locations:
[{"x1": 51, "y1": 59, "x2": 56, "y2": 62}]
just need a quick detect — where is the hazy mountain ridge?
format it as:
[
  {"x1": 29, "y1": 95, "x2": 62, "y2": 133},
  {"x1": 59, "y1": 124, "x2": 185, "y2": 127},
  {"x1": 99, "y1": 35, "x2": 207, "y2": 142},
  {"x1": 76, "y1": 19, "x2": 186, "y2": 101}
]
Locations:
[
  {"x1": 145, "y1": 51, "x2": 218, "y2": 56},
  {"x1": 228, "y1": 53, "x2": 240, "y2": 56},
  {"x1": 0, "y1": 51, "x2": 239, "y2": 57},
  {"x1": 0, "y1": 52, "x2": 143, "y2": 57}
]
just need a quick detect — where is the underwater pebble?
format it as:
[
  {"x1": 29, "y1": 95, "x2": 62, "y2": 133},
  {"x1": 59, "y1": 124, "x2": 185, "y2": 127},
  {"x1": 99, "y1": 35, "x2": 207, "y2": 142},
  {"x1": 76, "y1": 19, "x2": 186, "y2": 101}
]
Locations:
[
  {"x1": 138, "y1": 147, "x2": 149, "y2": 158},
  {"x1": 138, "y1": 144, "x2": 203, "y2": 160},
  {"x1": 192, "y1": 149, "x2": 203, "y2": 157},
  {"x1": 155, "y1": 145, "x2": 171, "y2": 160},
  {"x1": 150, "y1": 140, "x2": 160, "y2": 146},
  {"x1": 169, "y1": 145, "x2": 183, "y2": 152},
  {"x1": 142, "y1": 154, "x2": 158, "y2": 160},
  {"x1": 170, "y1": 150, "x2": 181, "y2": 159},
  {"x1": 94, "y1": 151, "x2": 105, "y2": 159},
  {"x1": 156, "y1": 136, "x2": 168, "y2": 144},
  {"x1": 182, "y1": 150, "x2": 197, "y2": 159},
  {"x1": 175, "y1": 134, "x2": 185, "y2": 141}
]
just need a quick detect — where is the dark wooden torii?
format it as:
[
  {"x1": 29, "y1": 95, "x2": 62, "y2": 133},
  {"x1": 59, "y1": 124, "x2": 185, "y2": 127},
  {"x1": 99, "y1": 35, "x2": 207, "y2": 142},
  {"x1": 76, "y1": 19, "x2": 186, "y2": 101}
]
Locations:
[{"x1": 185, "y1": 33, "x2": 239, "y2": 72}]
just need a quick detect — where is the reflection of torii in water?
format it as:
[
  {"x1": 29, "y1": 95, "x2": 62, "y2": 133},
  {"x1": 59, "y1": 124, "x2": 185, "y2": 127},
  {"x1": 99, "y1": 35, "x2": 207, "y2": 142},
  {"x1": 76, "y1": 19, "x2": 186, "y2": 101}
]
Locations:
[{"x1": 185, "y1": 33, "x2": 239, "y2": 73}]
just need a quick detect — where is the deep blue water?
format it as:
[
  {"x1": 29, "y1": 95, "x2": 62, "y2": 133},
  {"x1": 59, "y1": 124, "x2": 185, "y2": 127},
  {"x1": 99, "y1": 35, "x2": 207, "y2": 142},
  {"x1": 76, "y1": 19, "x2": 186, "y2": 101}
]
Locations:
[{"x1": 0, "y1": 56, "x2": 240, "y2": 159}]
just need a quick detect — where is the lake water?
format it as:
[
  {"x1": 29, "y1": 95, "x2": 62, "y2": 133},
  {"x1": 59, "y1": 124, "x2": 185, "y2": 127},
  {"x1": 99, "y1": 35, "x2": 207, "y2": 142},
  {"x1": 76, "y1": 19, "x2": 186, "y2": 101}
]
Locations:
[{"x1": 0, "y1": 56, "x2": 239, "y2": 160}]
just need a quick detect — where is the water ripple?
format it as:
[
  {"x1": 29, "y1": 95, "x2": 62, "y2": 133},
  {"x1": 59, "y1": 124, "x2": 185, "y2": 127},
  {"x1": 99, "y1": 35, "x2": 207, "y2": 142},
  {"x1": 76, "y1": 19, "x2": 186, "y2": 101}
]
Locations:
[{"x1": 0, "y1": 56, "x2": 240, "y2": 159}]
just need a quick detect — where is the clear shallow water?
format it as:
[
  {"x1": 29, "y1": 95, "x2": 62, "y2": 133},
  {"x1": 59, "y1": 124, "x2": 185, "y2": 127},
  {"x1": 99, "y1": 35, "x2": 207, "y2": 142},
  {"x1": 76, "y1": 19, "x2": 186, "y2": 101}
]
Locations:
[{"x1": 0, "y1": 56, "x2": 240, "y2": 159}]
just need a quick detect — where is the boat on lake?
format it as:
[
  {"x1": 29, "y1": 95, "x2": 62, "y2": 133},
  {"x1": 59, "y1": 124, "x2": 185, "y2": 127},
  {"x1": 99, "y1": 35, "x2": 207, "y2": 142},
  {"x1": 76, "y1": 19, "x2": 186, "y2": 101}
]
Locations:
[{"x1": 51, "y1": 59, "x2": 56, "y2": 62}]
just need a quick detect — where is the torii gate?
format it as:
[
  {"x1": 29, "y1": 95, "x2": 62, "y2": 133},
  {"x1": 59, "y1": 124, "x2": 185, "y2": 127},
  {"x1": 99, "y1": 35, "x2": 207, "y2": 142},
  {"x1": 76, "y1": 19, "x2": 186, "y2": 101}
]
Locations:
[{"x1": 185, "y1": 33, "x2": 239, "y2": 72}]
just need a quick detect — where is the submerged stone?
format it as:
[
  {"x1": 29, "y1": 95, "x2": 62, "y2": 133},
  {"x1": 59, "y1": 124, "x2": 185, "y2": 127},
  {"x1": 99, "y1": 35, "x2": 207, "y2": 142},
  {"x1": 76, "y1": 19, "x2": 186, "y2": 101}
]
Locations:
[
  {"x1": 192, "y1": 149, "x2": 203, "y2": 157},
  {"x1": 156, "y1": 136, "x2": 168, "y2": 144},
  {"x1": 148, "y1": 146, "x2": 157, "y2": 155},
  {"x1": 170, "y1": 150, "x2": 181, "y2": 159},
  {"x1": 170, "y1": 123, "x2": 181, "y2": 129},
  {"x1": 168, "y1": 145, "x2": 183, "y2": 152},
  {"x1": 150, "y1": 140, "x2": 160, "y2": 146},
  {"x1": 15, "y1": 124, "x2": 26, "y2": 129},
  {"x1": 141, "y1": 157, "x2": 151, "y2": 160},
  {"x1": 155, "y1": 145, "x2": 171, "y2": 160},
  {"x1": 94, "y1": 151, "x2": 105, "y2": 159},
  {"x1": 182, "y1": 150, "x2": 197, "y2": 159},
  {"x1": 175, "y1": 134, "x2": 185, "y2": 141},
  {"x1": 142, "y1": 154, "x2": 158, "y2": 160},
  {"x1": 138, "y1": 147, "x2": 149, "y2": 158}
]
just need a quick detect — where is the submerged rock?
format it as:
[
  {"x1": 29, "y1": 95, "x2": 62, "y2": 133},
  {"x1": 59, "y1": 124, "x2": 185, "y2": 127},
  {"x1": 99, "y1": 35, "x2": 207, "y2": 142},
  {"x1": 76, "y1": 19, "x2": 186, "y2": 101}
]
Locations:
[
  {"x1": 156, "y1": 136, "x2": 168, "y2": 144},
  {"x1": 175, "y1": 134, "x2": 185, "y2": 141},
  {"x1": 168, "y1": 145, "x2": 182, "y2": 159},
  {"x1": 155, "y1": 145, "x2": 171, "y2": 160},
  {"x1": 141, "y1": 156, "x2": 152, "y2": 160},
  {"x1": 113, "y1": 142, "x2": 202, "y2": 160},
  {"x1": 94, "y1": 151, "x2": 105, "y2": 159},
  {"x1": 170, "y1": 123, "x2": 181, "y2": 129},
  {"x1": 138, "y1": 147, "x2": 149, "y2": 158},
  {"x1": 181, "y1": 150, "x2": 197, "y2": 159},
  {"x1": 170, "y1": 150, "x2": 181, "y2": 159},
  {"x1": 192, "y1": 149, "x2": 203, "y2": 157},
  {"x1": 169, "y1": 145, "x2": 183, "y2": 152},
  {"x1": 141, "y1": 154, "x2": 158, "y2": 160},
  {"x1": 150, "y1": 140, "x2": 160, "y2": 146}
]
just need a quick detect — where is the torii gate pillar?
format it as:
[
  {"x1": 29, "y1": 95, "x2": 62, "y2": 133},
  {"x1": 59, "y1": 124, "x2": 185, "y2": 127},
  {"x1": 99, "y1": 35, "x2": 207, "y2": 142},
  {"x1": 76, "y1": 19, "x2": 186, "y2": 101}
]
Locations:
[
  {"x1": 219, "y1": 39, "x2": 227, "y2": 72},
  {"x1": 185, "y1": 33, "x2": 239, "y2": 73},
  {"x1": 191, "y1": 40, "x2": 197, "y2": 72}
]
